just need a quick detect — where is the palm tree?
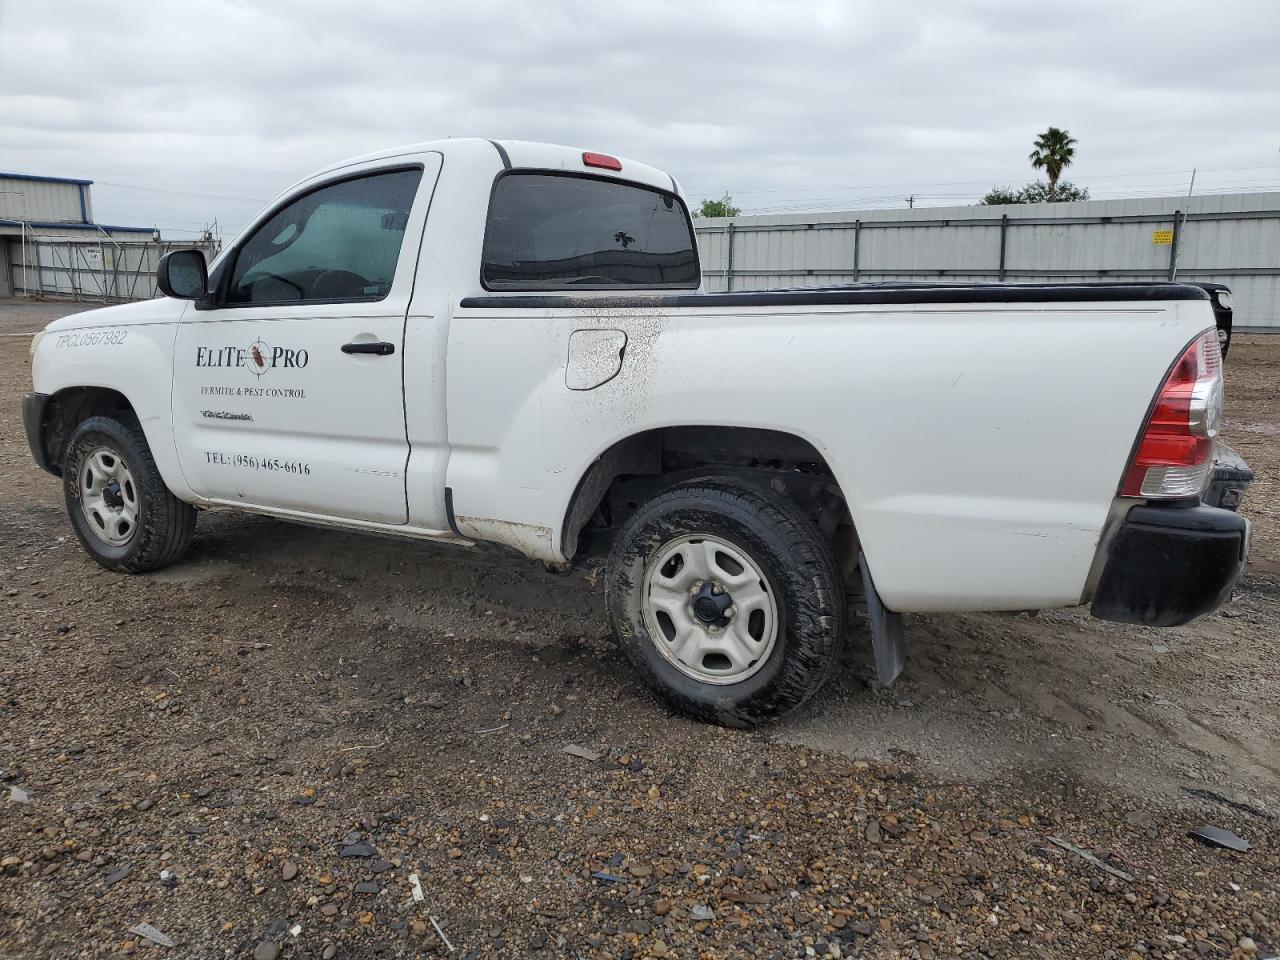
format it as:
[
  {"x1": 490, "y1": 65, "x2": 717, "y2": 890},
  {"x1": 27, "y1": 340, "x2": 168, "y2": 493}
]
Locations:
[{"x1": 1028, "y1": 127, "x2": 1077, "y2": 200}]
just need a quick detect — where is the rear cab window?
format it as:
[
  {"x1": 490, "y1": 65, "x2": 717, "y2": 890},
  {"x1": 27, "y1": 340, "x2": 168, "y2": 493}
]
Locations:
[{"x1": 482, "y1": 172, "x2": 700, "y2": 290}]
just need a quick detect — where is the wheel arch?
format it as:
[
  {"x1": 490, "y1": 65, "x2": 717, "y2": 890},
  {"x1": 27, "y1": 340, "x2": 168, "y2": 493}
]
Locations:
[
  {"x1": 560, "y1": 424, "x2": 858, "y2": 568},
  {"x1": 37, "y1": 386, "x2": 140, "y2": 477}
]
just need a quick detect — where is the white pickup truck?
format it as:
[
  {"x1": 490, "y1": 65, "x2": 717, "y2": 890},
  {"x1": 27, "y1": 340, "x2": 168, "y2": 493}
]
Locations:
[{"x1": 24, "y1": 139, "x2": 1251, "y2": 726}]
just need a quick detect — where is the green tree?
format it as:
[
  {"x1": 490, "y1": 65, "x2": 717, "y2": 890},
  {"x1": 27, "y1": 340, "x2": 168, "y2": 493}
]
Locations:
[
  {"x1": 981, "y1": 186, "x2": 1024, "y2": 205},
  {"x1": 1018, "y1": 180, "x2": 1089, "y2": 203},
  {"x1": 980, "y1": 181, "x2": 1090, "y2": 205},
  {"x1": 1028, "y1": 127, "x2": 1077, "y2": 199},
  {"x1": 695, "y1": 192, "x2": 741, "y2": 218}
]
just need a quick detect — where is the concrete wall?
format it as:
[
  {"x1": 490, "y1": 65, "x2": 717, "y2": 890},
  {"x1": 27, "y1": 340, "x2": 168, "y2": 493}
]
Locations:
[{"x1": 694, "y1": 192, "x2": 1280, "y2": 328}]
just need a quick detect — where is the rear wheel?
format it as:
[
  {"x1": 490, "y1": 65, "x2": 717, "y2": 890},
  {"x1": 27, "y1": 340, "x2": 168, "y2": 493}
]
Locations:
[
  {"x1": 606, "y1": 478, "x2": 844, "y2": 727},
  {"x1": 62, "y1": 415, "x2": 196, "y2": 573}
]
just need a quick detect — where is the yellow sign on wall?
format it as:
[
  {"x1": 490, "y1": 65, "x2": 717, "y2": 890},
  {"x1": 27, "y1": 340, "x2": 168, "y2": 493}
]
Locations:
[{"x1": 1152, "y1": 230, "x2": 1174, "y2": 245}]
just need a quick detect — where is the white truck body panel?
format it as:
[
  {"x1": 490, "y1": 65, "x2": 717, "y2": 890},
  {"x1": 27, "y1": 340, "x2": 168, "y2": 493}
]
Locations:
[
  {"x1": 29, "y1": 138, "x2": 1221, "y2": 614},
  {"x1": 31, "y1": 296, "x2": 196, "y2": 502},
  {"x1": 168, "y1": 154, "x2": 445, "y2": 526},
  {"x1": 445, "y1": 298, "x2": 1205, "y2": 610}
]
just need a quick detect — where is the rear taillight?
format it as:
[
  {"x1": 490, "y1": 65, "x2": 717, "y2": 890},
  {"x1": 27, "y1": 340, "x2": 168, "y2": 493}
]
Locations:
[{"x1": 1121, "y1": 328, "x2": 1223, "y2": 499}]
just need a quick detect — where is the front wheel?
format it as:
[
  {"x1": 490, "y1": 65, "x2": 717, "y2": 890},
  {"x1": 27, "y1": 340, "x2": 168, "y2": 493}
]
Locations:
[
  {"x1": 606, "y1": 478, "x2": 844, "y2": 727},
  {"x1": 62, "y1": 415, "x2": 197, "y2": 573}
]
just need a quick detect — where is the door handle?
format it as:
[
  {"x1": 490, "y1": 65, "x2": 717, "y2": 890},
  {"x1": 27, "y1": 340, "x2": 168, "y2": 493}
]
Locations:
[{"x1": 341, "y1": 341, "x2": 395, "y2": 356}]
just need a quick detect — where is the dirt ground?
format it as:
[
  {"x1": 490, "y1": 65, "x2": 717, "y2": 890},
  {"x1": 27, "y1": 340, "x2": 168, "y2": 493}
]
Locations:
[{"x1": 1, "y1": 299, "x2": 1276, "y2": 960}]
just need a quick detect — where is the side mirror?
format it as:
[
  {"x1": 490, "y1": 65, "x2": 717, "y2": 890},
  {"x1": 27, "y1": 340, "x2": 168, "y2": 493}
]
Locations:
[{"x1": 157, "y1": 249, "x2": 208, "y2": 300}]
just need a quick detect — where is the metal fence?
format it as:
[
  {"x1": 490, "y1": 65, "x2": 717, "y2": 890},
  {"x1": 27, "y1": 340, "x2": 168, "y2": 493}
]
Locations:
[
  {"x1": 694, "y1": 192, "x2": 1280, "y2": 327},
  {"x1": 7, "y1": 233, "x2": 222, "y2": 303}
]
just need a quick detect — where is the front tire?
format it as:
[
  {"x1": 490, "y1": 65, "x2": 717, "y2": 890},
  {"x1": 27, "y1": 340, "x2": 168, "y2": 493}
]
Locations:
[
  {"x1": 62, "y1": 415, "x2": 196, "y2": 573},
  {"x1": 606, "y1": 478, "x2": 844, "y2": 727}
]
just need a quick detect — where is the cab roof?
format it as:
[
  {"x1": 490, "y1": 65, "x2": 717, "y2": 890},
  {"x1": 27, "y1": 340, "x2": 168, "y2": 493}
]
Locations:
[{"x1": 308, "y1": 138, "x2": 681, "y2": 196}]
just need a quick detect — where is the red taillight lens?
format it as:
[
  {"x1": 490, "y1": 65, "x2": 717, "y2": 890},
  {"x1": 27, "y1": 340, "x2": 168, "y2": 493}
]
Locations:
[
  {"x1": 582, "y1": 151, "x2": 622, "y2": 171},
  {"x1": 1120, "y1": 328, "x2": 1223, "y2": 498}
]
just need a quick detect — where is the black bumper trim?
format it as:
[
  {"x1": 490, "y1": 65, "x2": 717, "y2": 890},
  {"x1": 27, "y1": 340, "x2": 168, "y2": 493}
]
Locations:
[
  {"x1": 22, "y1": 392, "x2": 55, "y2": 475},
  {"x1": 1091, "y1": 503, "x2": 1249, "y2": 627}
]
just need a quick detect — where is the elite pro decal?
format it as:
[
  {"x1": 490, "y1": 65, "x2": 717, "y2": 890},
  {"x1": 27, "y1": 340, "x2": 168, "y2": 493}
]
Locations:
[{"x1": 195, "y1": 339, "x2": 309, "y2": 376}]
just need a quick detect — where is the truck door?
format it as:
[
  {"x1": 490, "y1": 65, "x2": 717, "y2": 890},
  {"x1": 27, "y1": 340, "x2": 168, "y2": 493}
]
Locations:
[{"x1": 171, "y1": 157, "x2": 441, "y2": 524}]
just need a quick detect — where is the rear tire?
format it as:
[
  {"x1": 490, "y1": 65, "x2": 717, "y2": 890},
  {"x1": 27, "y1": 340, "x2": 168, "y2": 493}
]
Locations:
[
  {"x1": 606, "y1": 477, "x2": 844, "y2": 727},
  {"x1": 62, "y1": 415, "x2": 196, "y2": 573}
]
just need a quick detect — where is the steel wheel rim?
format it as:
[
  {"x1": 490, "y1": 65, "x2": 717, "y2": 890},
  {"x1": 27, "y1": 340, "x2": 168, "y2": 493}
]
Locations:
[
  {"x1": 78, "y1": 446, "x2": 139, "y2": 546},
  {"x1": 641, "y1": 533, "x2": 779, "y2": 685}
]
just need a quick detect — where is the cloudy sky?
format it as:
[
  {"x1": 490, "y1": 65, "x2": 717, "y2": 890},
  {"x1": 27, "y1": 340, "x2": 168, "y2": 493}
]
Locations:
[{"x1": 2, "y1": 0, "x2": 1278, "y2": 239}]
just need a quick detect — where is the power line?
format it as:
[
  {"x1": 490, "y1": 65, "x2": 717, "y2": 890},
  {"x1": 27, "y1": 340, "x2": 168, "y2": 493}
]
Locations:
[
  {"x1": 94, "y1": 213, "x2": 220, "y2": 229},
  {"x1": 94, "y1": 180, "x2": 268, "y2": 204},
  {"x1": 686, "y1": 163, "x2": 1280, "y2": 199},
  {"x1": 734, "y1": 177, "x2": 1280, "y2": 214}
]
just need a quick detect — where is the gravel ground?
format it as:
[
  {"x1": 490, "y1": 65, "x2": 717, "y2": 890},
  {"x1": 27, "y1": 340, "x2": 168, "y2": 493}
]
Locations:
[{"x1": 1, "y1": 299, "x2": 1277, "y2": 960}]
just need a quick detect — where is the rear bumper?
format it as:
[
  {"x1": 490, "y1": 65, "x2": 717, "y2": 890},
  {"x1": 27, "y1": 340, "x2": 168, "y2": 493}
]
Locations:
[
  {"x1": 22, "y1": 392, "x2": 54, "y2": 475},
  {"x1": 1204, "y1": 444, "x2": 1253, "y2": 512},
  {"x1": 1091, "y1": 503, "x2": 1249, "y2": 626}
]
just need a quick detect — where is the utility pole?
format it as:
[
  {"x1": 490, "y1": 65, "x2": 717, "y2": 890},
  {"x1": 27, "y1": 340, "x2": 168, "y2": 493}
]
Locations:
[
  {"x1": 1171, "y1": 168, "x2": 1196, "y2": 281},
  {"x1": 907, "y1": 195, "x2": 914, "y2": 209}
]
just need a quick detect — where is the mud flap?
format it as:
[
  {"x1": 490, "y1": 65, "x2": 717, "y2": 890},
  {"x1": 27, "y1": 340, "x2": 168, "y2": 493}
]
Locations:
[{"x1": 859, "y1": 552, "x2": 905, "y2": 685}]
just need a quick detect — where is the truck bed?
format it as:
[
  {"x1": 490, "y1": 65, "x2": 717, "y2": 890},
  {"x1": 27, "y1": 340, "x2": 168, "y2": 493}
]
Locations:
[{"x1": 461, "y1": 280, "x2": 1211, "y2": 310}]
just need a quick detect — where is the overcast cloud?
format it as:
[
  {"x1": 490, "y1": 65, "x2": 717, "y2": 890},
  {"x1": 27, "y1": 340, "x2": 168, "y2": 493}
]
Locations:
[{"x1": 2, "y1": 0, "x2": 1278, "y2": 238}]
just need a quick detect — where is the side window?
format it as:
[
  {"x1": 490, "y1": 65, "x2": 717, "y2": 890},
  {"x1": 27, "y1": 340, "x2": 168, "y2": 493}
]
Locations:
[
  {"x1": 226, "y1": 168, "x2": 422, "y2": 305},
  {"x1": 482, "y1": 172, "x2": 700, "y2": 289}
]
